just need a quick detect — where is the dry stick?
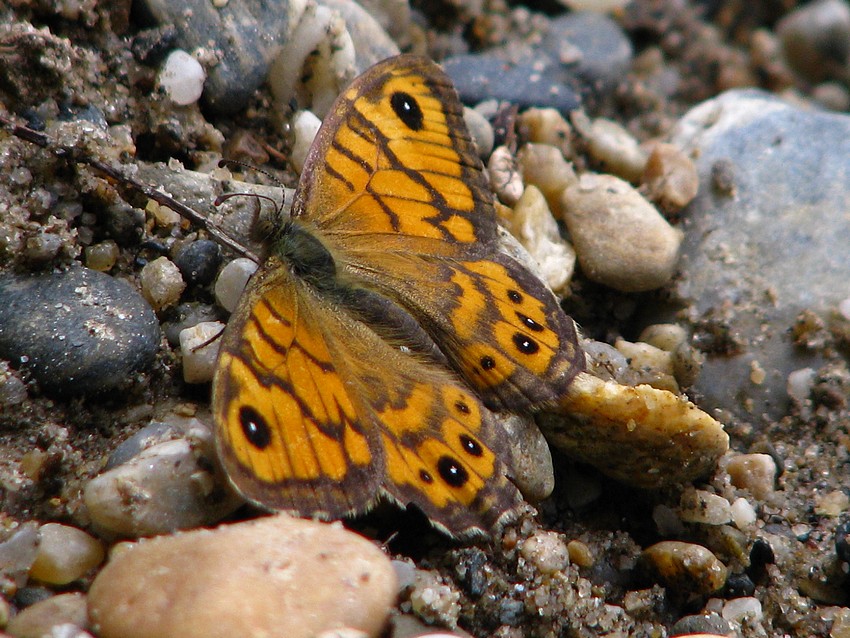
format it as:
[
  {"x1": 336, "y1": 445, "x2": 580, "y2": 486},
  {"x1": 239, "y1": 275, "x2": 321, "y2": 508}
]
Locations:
[{"x1": 0, "y1": 113, "x2": 261, "y2": 263}]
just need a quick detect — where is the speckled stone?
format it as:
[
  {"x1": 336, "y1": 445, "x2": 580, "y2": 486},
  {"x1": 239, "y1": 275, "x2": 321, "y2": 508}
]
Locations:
[
  {"x1": 0, "y1": 268, "x2": 160, "y2": 397},
  {"x1": 670, "y1": 90, "x2": 850, "y2": 420},
  {"x1": 84, "y1": 419, "x2": 242, "y2": 538},
  {"x1": 88, "y1": 516, "x2": 397, "y2": 638}
]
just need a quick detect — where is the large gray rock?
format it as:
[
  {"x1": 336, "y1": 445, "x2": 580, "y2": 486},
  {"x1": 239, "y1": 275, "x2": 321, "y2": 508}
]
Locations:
[{"x1": 669, "y1": 90, "x2": 850, "y2": 421}]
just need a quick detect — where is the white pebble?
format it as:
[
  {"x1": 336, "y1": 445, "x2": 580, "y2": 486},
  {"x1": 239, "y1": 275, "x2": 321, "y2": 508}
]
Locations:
[
  {"x1": 580, "y1": 115, "x2": 647, "y2": 183},
  {"x1": 721, "y1": 596, "x2": 763, "y2": 624},
  {"x1": 787, "y1": 367, "x2": 816, "y2": 404},
  {"x1": 214, "y1": 258, "x2": 258, "y2": 313},
  {"x1": 291, "y1": 110, "x2": 322, "y2": 174},
  {"x1": 488, "y1": 145, "x2": 523, "y2": 205},
  {"x1": 730, "y1": 497, "x2": 757, "y2": 529},
  {"x1": 726, "y1": 453, "x2": 777, "y2": 499},
  {"x1": 517, "y1": 143, "x2": 578, "y2": 216},
  {"x1": 180, "y1": 321, "x2": 225, "y2": 384},
  {"x1": 140, "y1": 256, "x2": 186, "y2": 311},
  {"x1": 159, "y1": 50, "x2": 206, "y2": 106},
  {"x1": 520, "y1": 531, "x2": 570, "y2": 574}
]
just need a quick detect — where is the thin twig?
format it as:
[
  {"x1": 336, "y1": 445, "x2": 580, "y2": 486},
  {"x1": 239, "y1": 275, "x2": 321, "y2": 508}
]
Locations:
[{"x1": 0, "y1": 113, "x2": 261, "y2": 263}]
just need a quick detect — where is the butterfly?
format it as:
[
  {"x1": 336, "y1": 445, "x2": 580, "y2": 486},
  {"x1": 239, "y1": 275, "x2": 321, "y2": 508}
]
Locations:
[{"x1": 211, "y1": 54, "x2": 584, "y2": 537}]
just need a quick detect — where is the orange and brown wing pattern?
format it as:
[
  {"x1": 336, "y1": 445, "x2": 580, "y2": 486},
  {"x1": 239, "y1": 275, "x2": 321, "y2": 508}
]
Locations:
[
  {"x1": 212, "y1": 257, "x2": 522, "y2": 534},
  {"x1": 294, "y1": 54, "x2": 498, "y2": 249}
]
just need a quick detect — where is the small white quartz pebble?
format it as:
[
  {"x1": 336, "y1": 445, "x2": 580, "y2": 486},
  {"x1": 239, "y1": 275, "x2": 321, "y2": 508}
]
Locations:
[
  {"x1": 214, "y1": 258, "x2": 259, "y2": 313},
  {"x1": 140, "y1": 256, "x2": 186, "y2": 311},
  {"x1": 291, "y1": 110, "x2": 322, "y2": 174},
  {"x1": 730, "y1": 497, "x2": 757, "y2": 528},
  {"x1": 180, "y1": 321, "x2": 225, "y2": 384},
  {"x1": 159, "y1": 50, "x2": 206, "y2": 106}
]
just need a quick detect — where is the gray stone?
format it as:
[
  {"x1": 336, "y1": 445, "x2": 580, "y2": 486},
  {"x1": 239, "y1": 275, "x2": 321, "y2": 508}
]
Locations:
[
  {"x1": 137, "y1": 0, "x2": 295, "y2": 114},
  {"x1": 0, "y1": 268, "x2": 160, "y2": 397},
  {"x1": 669, "y1": 90, "x2": 850, "y2": 421}
]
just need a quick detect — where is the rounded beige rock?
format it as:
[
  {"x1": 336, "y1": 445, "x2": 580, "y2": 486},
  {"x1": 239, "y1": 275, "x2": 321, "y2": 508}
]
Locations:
[
  {"x1": 29, "y1": 523, "x2": 105, "y2": 586},
  {"x1": 560, "y1": 173, "x2": 682, "y2": 292},
  {"x1": 88, "y1": 515, "x2": 397, "y2": 638}
]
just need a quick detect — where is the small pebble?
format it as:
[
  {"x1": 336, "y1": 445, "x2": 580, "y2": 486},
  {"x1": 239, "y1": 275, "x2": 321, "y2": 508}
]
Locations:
[
  {"x1": 497, "y1": 412, "x2": 554, "y2": 503},
  {"x1": 670, "y1": 612, "x2": 732, "y2": 637},
  {"x1": 520, "y1": 531, "x2": 570, "y2": 575},
  {"x1": 721, "y1": 596, "x2": 763, "y2": 625},
  {"x1": 173, "y1": 239, "x2": 221, "y2": 287},
  {"x1": 503, "y1": 185, "x2": 575, "y2": 295},
  {"x1": 641, "y1": 143, "x2": 699, "y2": 212},
  {"x1": 0, "y1": 361, "x2": 27, "y2": 406},
  {"x1": 214, "y1": 257, "x2": 258, "y2": 313},
  {"x1": 408, "y1": 570, "x2": 461, "y2": 628},
  {"x1": 84, "y1": 240, "x2": 120, "y2": 272},
  {"x1": 725, "y1": 453, "x2": 776, "y2": 499},
  {"x1": 519, "y1": 108, "x2": 575, "y2": 157},
  {"x1": 487, "y1": 145, "x2": 523, "y2": 206},
  {"x1": 0, "y1": 523, "x2": 39, "y2": 593},
  {"x1": 88, "y1": 516, "x2": 397, "y2": 638},
  {"x1": 29, "y1": 524, "x2": 105, "y2": 586},
  {"x1": 462, "y1": 107, "x2": 494, "y2": 158},
  {"x1": 787, "y1": 367, "x2": 817, "y2": 405},
  {"x1": 638, "y1": 324, "x2": 687, "y2": 352},
  {"x1": 614, "y1": 338, "x2": 679, "y2": 392},
  {"x1": 6, "y1": 593, "x2": 88, "y2": 638},
  {"x1": 516, "y1": 143, "x2": 578, "y2": 216},
  {"x1": 815, "y1": 490, "x2": 850, "y2": 517},
  {"x1": 159, "y1": 50, "x2": 206, "y2": 105},
  {"x1": 678, "y1": 488, "x2": 732, "y2": 526},
  {"x1": 140, "y1": 256, "x2": 186, "y2": 311},
  {"x1": 577, "y1": 114, "x2": 647, "y2": 183},
  {"x1": 290, "y1": 110, "x2": 322, "y2": 174},
  {"x1": 0, "y1": 268, "x2": 161, "y2": 397},
  {"x1": 23, "y1": 231, "x2": 63, "y2": 264},
  {"x1": 724, "y1": 572, "x2": 756, "y2": 598},
  {"x1": 84, "y1": 423, "x2": 241, "y2": 538},
  {"x1": 179, "y1": 321, "x2": 224, "y2": 384},
  {"x1": 640, "y1": 541, "x2": 727, "y2": 595},
  {"x1": 566, "y1": 540, "x2": 594, "y2": 568},
  {"x1": 561, "y1": 173, "x2": 682, "y2": 292},
  {"x1": 730, "y1": 497, "x2": 757, "y2": 529}
]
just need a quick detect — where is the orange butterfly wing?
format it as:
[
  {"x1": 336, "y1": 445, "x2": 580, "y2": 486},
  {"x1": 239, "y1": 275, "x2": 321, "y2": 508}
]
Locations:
[{"x1": 297, "y1": 55, "x2": 584, "y2": 411}]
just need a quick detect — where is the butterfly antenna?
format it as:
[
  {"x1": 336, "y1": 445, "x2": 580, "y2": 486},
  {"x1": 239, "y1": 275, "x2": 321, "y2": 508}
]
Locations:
[
  {"x1": 0, "y1": 113, "x2": 261, "y2": 263},
  {"x1": 215, "y1": 158, "x2": 287, "y2": 220}
]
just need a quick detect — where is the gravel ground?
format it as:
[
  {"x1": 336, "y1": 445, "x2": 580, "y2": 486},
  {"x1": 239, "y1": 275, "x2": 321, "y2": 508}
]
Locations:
[{"x1": 1, "y1": 1, "x2": 850, "y2": 637}]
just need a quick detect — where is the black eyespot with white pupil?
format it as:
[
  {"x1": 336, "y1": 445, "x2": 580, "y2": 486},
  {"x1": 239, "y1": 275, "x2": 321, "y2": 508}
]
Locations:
[
  {"x1": 513, "y1": 332, "x2": 540, "y2": 355},
  {"x1": 239, "y1": 406, "x2": 271, "y2": 449},
  {"x1": 390, "y1": 91, "x2": 424, "y2": 131},
  {"x1": 460, "y1": 434, "x2": 483, "y2": 457},
  {"x1": 517, "y1": 312, "x2": 544, "y2": 332},
  {"x1": 437, "y1": 456, "x2": 469, "y2": 487}
]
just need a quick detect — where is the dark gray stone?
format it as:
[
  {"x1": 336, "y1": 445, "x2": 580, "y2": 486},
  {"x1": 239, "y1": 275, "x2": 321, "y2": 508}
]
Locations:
[
  {"x1": 136, "y1": 0, "x2": 294, "y2": 114},
  {"x1": 0, "y1": 268, "x2": 160, "y2": 397},
  {"x1": 442, "y1": 54, "x2": 581, "y2": 113},
  {"x1": 668, "y1": 89, "x2": 850, "y2": 421},
  {"x1": 174, "y1": 239, "x2": 221, "y2": 287}
]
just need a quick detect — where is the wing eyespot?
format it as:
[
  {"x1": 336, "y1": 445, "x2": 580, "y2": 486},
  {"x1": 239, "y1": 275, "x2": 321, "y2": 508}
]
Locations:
[
  {"x1": 437, "y1": 455, "x2": 469, "y2": 488},
  {"x1": 480, "y1": 355, "x2": 496, "y2": 370},
  {"x1": 239, "y1": 405, "x2": 271, "y2": 449},
  {"x1": 419, "y1": 469, "x2": 434, "y2": 484},
  {"x1": 516, "y1": 312, "x2": 545, "y2": 332},
  {"x1": 459, "y1": 434, "x2": 483, "y2": 457},
  {"x1": 512, "y1": 332, "x2": 540, "y2": 355},
  {"x1": 507, "y1": 289, "x2": 523, "y2": 304},
  {"x1": 390, "y1": 91, "x2": 424, "y2": 131}
]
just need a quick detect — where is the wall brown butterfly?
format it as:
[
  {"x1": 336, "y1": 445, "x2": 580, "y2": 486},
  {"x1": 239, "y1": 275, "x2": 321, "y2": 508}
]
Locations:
[{"x1": 211, "y1": 54, "x2": 584, "y2": 537}]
